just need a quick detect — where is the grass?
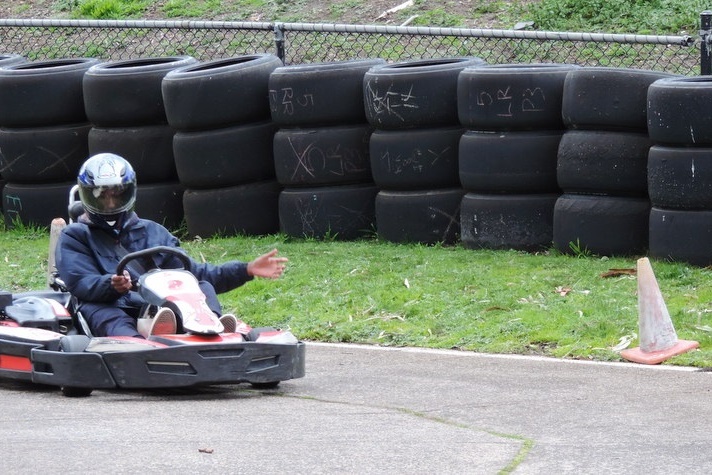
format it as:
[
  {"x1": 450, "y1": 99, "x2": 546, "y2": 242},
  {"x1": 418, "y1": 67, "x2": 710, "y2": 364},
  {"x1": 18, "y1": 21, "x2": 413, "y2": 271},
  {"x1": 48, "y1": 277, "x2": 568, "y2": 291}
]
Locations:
[
  {"x1": 42, "y1": 0, "x2": 710, "y2": 35},
  {"x1": 2, "y1": 216, "x2": 712, "y2": 367}
]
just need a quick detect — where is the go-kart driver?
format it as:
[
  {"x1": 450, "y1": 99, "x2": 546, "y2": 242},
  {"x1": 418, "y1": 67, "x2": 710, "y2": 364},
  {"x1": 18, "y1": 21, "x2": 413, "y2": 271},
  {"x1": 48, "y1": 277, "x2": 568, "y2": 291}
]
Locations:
[{"x1": 55, "y1": 153, "x2": 288, "y2": 338}]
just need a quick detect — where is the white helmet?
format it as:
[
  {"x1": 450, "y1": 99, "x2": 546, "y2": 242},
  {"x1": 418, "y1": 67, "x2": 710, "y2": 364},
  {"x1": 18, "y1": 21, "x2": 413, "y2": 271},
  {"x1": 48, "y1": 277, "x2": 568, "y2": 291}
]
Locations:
[{"x1": 77, "y1": 153, "x2": 137, "y2": 219}]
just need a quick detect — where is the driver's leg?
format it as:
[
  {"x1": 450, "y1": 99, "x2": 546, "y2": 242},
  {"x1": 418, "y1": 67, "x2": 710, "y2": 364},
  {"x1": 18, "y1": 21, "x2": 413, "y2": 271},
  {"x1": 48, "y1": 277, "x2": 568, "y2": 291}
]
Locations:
[
  {"x1": 83, "y1": 304, "x2": 142, "y2": 337},
  {"x1": 198, "y1": 281, "x2": 223, "y2": 316}
]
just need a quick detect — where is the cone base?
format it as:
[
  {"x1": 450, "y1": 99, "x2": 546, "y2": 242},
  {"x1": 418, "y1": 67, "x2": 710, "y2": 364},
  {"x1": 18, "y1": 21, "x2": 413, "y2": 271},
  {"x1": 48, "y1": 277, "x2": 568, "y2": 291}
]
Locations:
[{"x1": 620, "y1": 340, "x2": 700, "y2": 365}]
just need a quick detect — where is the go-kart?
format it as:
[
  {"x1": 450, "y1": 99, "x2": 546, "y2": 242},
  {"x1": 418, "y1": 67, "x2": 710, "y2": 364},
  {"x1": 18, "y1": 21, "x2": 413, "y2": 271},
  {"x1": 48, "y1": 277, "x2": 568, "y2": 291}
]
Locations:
[{"x1": 0, "y1": 227, "x2": 305, "y2": 397}]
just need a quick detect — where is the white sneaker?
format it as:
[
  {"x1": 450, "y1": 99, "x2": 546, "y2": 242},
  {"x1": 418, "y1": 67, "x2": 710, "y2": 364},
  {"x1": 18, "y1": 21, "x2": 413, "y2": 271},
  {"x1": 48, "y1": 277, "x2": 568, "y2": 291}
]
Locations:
[
  {"x1": 149, "y1": 308, "x2": 177, "y2": 336},
  {"x1": 219, "y1": 314, "x2": 238, "y2": 333},
  {"x1": 254, "y1": 329, "x2": 298, "y2": 344}
]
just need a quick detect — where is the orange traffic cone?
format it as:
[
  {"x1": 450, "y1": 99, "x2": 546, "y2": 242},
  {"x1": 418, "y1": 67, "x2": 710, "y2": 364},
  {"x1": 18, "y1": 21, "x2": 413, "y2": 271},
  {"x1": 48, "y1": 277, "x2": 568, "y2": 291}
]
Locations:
[{"x1": 620, "y1": 257, "x2": 699, "y2": 364}]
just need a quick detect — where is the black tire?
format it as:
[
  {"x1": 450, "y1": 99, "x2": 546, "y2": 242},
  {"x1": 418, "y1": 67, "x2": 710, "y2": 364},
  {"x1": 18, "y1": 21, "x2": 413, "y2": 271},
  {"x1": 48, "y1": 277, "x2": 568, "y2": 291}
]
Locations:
[
  {"x1": 0, "y1": 123, "x2": 91, "y2": 183},
  {"x1": 273, "y1": 125, "x2": 372, "y2": 187},
  {"x1": 162, "y1": 54, "x2": 283, "y2": 130},
  {"x1": 56, "y1": 334, "x2": 94, "y2": 398},
  {"x1": 648, "y1": 145, "x2": 712, "y2": 209},
  {"x1": 370, "y1": 126, "x2": 463, "y2": 190},
  {"x1": 562, "y1": 67, "x2": 680, "y2": 131},
  {"x1": 556, "y1": 129, "x2": 652, "y2": 196},
  {"x1": 83, "y1": 56, "x2": 198, "y2": 127},
  {"x1": 61, "y1": 386, "x2": 93, "y2": 397},
  {"x1": 649, "y1": 207, "x2": 712, "y2": 267},
  {"x1": 279, "y1": 184, "x2": 378, "y2": 240},
  {"x1": 269, "y1": 58, "x2": 386, "y2": 126},
  {"x1": 251, "y1": 381, "x2": 280, "y2": 389},
  {"x1": 88, "y1": 125, "x2": 177, "y2": 183},
  {"x1": 647, "y1": 76, "x2": 712, "y2": 145},
  {"x1": 553, "y1": 193, "x2": 649, "y2": 256},
  {"x1": 459, "y1": 130, "x2": 562, "y2": 193},
  {"x1": 135, "y1": 182, "x2": 184, "y2": 231},
  {"x1": 363, "y1": 57, "x2": 486, "y2": 129},
  {"x1": 3, "y1": 181, "x2": 74, "y2": 228},
  {"x1": 0, "y1": 54, "x2": 26, "y2": 67},
  {"x1": 174, "y1": 120, "x2": 277, "y2": 189},
  {"x1": 376, "y1": 189, "x2": 465, "y2": 244},
  {"x1": 0, "y1": 58, "x2": 101, "y2": 127},
  {"x1": 460, "y1": 192, "x2": 558, "y2": 251},
  {"x1": 183, "y1": 180, "x2": 281, "y2": 238},
  {"x1": 457, "y1": 63, "x2": 579, "y2": 130}
]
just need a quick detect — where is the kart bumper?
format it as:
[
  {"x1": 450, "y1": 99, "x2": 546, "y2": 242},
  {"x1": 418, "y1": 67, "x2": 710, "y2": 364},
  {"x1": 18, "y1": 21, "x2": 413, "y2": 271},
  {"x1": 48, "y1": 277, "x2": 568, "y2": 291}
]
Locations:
[{"x1": 29, "y1": 339, "x2": 306, "y2": 389}]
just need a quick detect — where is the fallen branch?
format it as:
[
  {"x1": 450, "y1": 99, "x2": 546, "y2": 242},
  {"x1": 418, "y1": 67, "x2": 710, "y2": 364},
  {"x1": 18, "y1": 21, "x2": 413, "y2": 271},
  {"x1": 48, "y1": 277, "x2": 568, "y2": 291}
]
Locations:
[{"x1": 376, "y1": 0, "x2": 414, "y2": 20}]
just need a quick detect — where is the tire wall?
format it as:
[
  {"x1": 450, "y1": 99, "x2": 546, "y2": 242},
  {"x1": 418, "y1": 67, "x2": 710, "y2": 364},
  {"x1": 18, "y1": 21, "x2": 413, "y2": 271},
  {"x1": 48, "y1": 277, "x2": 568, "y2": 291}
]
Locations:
[
  {"x1": 272, "y1": 59, "x2": 385, "y2": 240},
  {"x1": 162, "y1": 54, "x2": 283, "y2": 237},
  {"x1": 84, "y1": 56, "x2": 199, "y2": 230},
  {"x1": 4, "y1": 51, "x2": 712, "y2": 269},
  {"x1": 553, "y1": 67, "x2": 678, "y2": 257},
  {"x1": 365, "y1": 57, "x2": 485, "y2": 245},
  {"x1": 647, "y1": 76, "x2": 712, "y2": 266},
  {"x1": 458, "y1": 64, "x2": 577, "y2": 251},
  {"x1": 0, "y1": 57, "x2": 98, "y2": 228}
]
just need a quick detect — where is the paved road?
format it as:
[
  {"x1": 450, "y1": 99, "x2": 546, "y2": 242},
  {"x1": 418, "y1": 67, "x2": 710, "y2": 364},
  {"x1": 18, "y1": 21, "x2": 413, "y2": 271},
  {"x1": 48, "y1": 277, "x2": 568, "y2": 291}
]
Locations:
[{"x1": 2, "y1": 342, "x2": 711, "y2": 474}]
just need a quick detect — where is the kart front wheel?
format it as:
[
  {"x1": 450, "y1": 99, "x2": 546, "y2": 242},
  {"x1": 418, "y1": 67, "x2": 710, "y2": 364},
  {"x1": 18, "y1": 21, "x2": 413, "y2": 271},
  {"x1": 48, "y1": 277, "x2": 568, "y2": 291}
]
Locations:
[
  {"x1": 59, "y1": 335, "x2": 93, "y2": 397},
  {"x1": 61, "y1": 386, "x2": 93, "y2": 398}
]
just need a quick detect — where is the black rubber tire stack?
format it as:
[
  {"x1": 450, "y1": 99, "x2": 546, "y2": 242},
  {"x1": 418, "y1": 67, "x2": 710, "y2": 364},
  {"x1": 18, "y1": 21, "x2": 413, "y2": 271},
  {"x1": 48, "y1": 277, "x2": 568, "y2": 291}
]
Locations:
[
  {"x1": 0, "y1": 57, "x2": 99, "y2": 228},
  {"x1": 646, "y1": 76, "x2": 712, "y2": 266},
  {"x1": 83, "y1": 56, "x2": 198, "y2": 230},
  {"x1": 162, "y1": 54, "x2": 283, "y2": 238},
  {"x1": 553, "y1": 67, "x2": 679, "y2": 257},
  {"x1": 457, "y1": 63, "x2": 577, "y2": 251},
  {"x1": 0, "y1": 54, "x2": 27, "y2": 216},
  {"x1": 270, "y1": 59, "x2": 385, "y2": 240},
  {"x1": 364, "y1": 57, "x2": 485, "y2": 244}
]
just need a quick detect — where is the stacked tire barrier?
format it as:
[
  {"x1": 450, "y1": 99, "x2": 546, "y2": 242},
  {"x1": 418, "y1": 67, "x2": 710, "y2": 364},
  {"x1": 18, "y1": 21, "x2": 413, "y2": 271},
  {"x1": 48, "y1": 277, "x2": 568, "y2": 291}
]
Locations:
[
  {"x1": 457, "y1": 64, "x2": 576, "y2": 251},
  {"x1": 0, "y1": 54, "x2": 26, "y2": 217},
  {"x1": 270, "y1": 59, "x2": 384, "y2": 240},
  {"x1": 364, "y1": 58, "x2": 484, "y2": 244},
  {"x1": 647, "y1": 76, "x2": 712, "y2": 266},
  {"x1": 0, "y1": 57, "x2": 99, "y2": 228},
  {"x1": 83, "y1": 56, "x2": 197, "y2": 230},
  {"x1": 162, "y1": 54, "x2": 283, "y2": 238},
  {"x1": 554, "y1": 67, "x2": 679, "y2": 257}
]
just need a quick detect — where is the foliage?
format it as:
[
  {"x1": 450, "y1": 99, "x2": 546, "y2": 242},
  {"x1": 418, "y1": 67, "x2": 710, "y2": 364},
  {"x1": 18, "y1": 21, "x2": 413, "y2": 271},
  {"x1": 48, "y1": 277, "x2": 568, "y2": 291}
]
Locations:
[
  {"x1": 522, "y1": 0, "x2": 709, "y2": 34},
  {"x1": 45, "y1": 0, "x2": 710, "y2": 35}
]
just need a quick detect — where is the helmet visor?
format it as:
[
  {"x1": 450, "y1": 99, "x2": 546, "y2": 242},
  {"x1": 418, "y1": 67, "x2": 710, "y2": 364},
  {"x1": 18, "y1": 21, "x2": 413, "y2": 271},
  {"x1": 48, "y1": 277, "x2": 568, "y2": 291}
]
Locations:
[{"x1": 79, "y1": 183, "x2": 136, "y2": 216}]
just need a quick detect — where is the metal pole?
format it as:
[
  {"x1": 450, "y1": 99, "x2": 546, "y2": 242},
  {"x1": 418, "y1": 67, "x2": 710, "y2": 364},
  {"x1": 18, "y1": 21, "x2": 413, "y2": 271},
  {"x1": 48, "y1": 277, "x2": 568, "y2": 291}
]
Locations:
[
  {"x1": 273, "y1": 22, "x2": 285, "y2": 64},
  {"x1": 700, "y1": 11, "x2": 712, "y2": 75}
]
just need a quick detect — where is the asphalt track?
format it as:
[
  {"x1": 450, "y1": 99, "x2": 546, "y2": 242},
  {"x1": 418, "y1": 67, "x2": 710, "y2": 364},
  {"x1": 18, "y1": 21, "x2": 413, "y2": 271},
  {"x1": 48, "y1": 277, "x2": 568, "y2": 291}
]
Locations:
[{"x1": 2, "y1": 342, "x2": 711, "y2": 474}]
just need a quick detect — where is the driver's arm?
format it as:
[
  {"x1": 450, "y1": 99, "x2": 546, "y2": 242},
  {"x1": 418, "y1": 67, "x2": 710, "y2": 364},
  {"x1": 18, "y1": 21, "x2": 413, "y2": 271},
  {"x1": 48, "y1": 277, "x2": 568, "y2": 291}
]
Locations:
[{"x1": 56, "y1": 226, "x2": 128, "y2": 303}]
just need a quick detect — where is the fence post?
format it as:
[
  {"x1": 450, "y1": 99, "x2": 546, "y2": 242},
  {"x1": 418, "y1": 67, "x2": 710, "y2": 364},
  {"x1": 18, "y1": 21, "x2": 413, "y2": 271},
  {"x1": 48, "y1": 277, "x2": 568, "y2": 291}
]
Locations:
[
  {"x1": 273, "y1": 22, "x2": 285, "y2": 63},
  {"x1": 701, "y1": 11, "x2": 712, "y2": 75}
]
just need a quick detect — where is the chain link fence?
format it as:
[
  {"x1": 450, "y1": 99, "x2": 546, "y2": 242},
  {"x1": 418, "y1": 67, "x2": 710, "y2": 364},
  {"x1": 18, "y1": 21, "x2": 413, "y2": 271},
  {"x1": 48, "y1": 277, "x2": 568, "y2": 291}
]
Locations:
[{"x1": 0, "y1": 17, "x2": 703, "y2": 75}]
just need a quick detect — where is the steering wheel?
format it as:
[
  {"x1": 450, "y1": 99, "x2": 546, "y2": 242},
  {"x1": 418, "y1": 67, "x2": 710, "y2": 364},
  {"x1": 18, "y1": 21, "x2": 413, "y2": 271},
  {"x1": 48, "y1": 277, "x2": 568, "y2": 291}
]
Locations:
[{"x1": 116, "y1": 246, "x2": 192, "y2": 276}]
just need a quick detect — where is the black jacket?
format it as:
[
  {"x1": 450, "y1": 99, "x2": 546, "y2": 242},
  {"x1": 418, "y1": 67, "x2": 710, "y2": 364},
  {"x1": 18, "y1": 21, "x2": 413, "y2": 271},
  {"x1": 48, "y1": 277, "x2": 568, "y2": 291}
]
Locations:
[{"x1": 55, "y1": 212, "x2": 253, "y2": 308}]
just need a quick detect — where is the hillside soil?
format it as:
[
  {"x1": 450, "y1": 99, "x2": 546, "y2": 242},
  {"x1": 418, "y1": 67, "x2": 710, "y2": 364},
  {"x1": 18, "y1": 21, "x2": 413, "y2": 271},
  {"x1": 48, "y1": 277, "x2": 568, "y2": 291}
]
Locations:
[{"x1": 0, "y1": 0, "x2": 519, "y2": 29}]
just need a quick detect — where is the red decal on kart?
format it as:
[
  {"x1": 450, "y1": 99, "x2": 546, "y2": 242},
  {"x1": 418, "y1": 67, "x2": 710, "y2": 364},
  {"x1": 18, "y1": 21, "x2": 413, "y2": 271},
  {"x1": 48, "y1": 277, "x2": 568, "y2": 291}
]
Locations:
[
  {"x1": 47, "y1": 299, "x2": 71, "y2": 317},
  {"x1": 0, "y1": 354, "x2": 32, "y2": 372}
]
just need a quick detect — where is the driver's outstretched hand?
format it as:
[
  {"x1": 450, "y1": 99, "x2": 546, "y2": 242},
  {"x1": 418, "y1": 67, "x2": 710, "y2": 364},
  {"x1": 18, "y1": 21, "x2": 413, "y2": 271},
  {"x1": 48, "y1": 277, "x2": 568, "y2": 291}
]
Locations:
[{"x1": 247, "y1": 249, "x2": 288, "y2": 279}]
